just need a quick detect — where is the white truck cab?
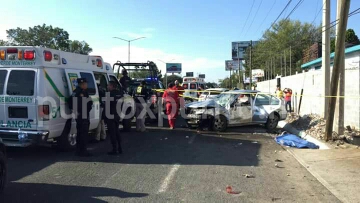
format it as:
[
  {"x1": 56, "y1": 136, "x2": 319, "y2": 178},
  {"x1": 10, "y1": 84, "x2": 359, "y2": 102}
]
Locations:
[{"x1": 0, "y1": 46, "x2": 132, "y2": 149}]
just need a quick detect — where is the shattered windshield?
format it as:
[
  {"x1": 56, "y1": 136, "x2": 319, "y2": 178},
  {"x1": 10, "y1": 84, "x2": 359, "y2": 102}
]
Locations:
[{"x1": 215, "y1": 93, "x2": 238, "y2": 107}]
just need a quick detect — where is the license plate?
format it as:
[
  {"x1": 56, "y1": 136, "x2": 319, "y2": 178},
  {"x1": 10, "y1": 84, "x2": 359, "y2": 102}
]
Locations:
[{"x1": 187, "y1": 114, "x2": 198, "y2": 118}]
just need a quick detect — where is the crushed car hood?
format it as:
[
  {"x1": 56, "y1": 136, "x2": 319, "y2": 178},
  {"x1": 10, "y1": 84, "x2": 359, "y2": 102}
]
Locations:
[{"x1": 185, "y1": 99, "x2": 221, "y2": 108}]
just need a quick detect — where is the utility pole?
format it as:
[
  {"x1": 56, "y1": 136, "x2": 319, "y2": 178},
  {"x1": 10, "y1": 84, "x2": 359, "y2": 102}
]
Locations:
[
  {"x1": 284, "y1": 50, "x2": 287, "y2": 77},
  {"x1": 280, "y1": 55, "x2": 282, "y2": 76},
  {"x1": 250, "y1": 40, "x2": 253, "y2": 87},
  {"x1": 290, "y1": 46, "x2": 292, "y2": 75},
  {"x1": 334, "y1": 0, "x2": 345, "y2": 136},
  {"x1": 325, "y1": 0, "x2": 350, "y2": 141},
  {"x1": 322, "y1": 0, "x2": 331, "y2": 120}
]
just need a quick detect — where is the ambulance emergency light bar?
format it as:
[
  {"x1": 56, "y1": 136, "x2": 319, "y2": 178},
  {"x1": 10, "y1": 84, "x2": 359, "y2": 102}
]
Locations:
[{"x1": 0, "y1": 47, "x2": 103, "y2": 67}]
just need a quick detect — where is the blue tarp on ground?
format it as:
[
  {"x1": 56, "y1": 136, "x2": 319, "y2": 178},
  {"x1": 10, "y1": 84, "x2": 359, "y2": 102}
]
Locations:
[{"x1": 275, "y1": 133, "x2": 319, "y2": 149}]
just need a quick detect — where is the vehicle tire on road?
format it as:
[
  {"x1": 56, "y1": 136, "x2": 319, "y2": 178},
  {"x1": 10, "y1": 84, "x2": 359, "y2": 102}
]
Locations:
[
  {"x1": 0, "y1": 151, "x2": 7, "y2": 193},
  {"x1": 212, "y1": 115, "x2": 227, "y2": 132},
  {"x1": 266, "y1": 113, "x2": 280, "y2": 132},
  {"x1": 55, "y1": 119, "x2": 77, "y2": 151}
]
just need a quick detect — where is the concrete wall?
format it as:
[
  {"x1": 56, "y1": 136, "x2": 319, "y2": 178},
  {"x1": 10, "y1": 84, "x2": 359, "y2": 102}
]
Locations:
[{"x1": 257, "y1": 69, "x2": 360, "y2": 129}]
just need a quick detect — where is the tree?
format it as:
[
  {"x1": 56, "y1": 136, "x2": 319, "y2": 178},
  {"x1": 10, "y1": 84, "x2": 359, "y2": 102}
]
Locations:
[
  {"x1": 68, "y1": 40, "x2": 93, "y2": 55},
  {"x1": 161, "y1": 74, "x2": 182, "y2": 85},
  {"x1": 345, "y1": 29, "x2": 360, "y2": 45},
  {"x1": 5, "y1": 24, "x2": 93, "y2": 55},
  {"x1": 0, "y1": 40, "x2": 8, "y2": 46},
  {"x1": 244, "y1": 19, "x2": 322, "y2": 76}
]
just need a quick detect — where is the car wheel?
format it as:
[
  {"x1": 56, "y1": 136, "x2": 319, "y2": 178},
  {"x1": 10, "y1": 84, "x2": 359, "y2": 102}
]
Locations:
[
  {"x1": 266, "y1": 113, "x2": 280, "y2": 131},
  {"x1": 212, "y1": 115, "x2": 227, "y2": 132},
  {"x1": 0, "y1": 151, "x2": 7, "y2": 193}
]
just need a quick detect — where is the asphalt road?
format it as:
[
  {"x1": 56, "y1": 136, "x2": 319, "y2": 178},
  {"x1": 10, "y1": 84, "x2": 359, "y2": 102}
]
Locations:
[{"x1": 1, "y1": 119, "x2": 340, "y2": 203}]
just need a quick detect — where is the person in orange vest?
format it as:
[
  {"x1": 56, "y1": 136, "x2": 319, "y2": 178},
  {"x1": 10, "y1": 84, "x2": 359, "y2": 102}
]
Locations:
[
  {"x1": 284, "y1": 88, "x2": 292, "y2": 112},
  {"x1": 162, "y1": 83, "x2": 179, "y2": 129}
]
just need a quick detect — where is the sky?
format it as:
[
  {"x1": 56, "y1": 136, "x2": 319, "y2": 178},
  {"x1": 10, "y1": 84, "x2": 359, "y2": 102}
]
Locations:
[{"x1": 1, "y1": 0, "x2": 360, "y2": 82}]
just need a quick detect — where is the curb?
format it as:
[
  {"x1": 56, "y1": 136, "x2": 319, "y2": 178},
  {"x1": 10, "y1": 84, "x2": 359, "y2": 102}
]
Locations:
[{"x1": 277, "y1": 120, "x2": 330, "y2": 149}]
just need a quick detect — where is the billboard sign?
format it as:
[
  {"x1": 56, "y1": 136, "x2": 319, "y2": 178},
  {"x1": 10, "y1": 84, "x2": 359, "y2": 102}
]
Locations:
[
  {"x1": 186, "y1": 72, "x2": 194, "y2": 77},
  {"x1": 232, "y1": 41, "x2": 259, "y2": 60},
  {"x1": 166, "y1": 63, "x2": 182, "y2": 73},
  {"x1": 199, "y1": 74, "x2": 205, "y2": 78},
  {"x1": 252, "y1": 69, "x2": 264, "y2": 77},
  {"x1": 244, "y1": 77, "x2": 258, "y2": 84},
  {"x1": 225, "y1": 60, "x2": 244, "y2": 71}
]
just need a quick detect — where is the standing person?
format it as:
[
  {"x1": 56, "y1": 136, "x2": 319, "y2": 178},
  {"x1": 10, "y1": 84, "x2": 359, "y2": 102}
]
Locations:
[
  {"x1": 93, "y1": 84, "x2": 106, "y2": 143},
  {"x1": 275, "y1": 85, "x2": 283, "y2": 99},
  {"x1": 173, "y1": 80, "x2": 184, "y2": 109},
  {"x1": 69, "y1": 78, "x2": 93, "y2": 157},
  {"x1": 104, "y1": 81, "x2": 123, "y2": 155},
  {"x1": 133, "y1": 81, "x2": 150, "y2": 132},
  {"x1": 119, "y1": 69, "x2": 132, "y2": 93},
  {"x1": 284, "y1": 88, "x2": 293, "y2": 112},
  {"x1": 162, "y1": 83, "x2": 179, "y2": 129}
]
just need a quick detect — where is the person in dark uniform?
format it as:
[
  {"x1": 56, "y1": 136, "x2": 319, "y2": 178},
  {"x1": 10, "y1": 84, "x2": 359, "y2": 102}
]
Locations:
[
  {"x1": 132, "y1": 81, "x2": 150, "y2": 132},
  {"x1": 69, "y1": 78, "x2": 93, "y2": 157},
  {"x1": 104, "y1": 81, "x2": 123, "y2": 155},
  {"x1": 119, "y1": 69, "x2": 132, "y2": 93}
]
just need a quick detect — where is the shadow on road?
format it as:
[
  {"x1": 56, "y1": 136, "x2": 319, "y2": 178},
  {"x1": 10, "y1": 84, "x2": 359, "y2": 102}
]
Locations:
[
  {"x1": 4, "y1": 116, "x2": 265, "y2": 201},
  {"x1": 1, "y1": 182, "x2": 148, "y2": 203}
]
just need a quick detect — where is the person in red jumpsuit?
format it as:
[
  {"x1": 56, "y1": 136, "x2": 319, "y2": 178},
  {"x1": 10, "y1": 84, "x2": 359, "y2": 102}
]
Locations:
[{"x1": 162, "y1": 83, "x2": 179, "y2": 129}]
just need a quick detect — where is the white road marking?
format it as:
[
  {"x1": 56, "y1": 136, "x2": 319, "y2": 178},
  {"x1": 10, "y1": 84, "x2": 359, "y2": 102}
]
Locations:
[
  {"x1": 188, "y1": 134, "x2": 197, "y2": 144},
  {"x1": 158, "y1": 164, "x2": 180, "y2": 193}
]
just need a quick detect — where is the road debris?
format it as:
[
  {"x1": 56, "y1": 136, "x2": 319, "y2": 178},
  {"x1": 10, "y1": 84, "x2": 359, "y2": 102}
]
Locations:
[
  {"x1": 243, "y1": 174, "x2": 255, "y2": 178},
  {"x1": 185, "y1": 136, "x2": 189, "y2": 139},
  {"x1": 275, "y1": 159, "x2": 283, "y2": 162},
  {"x1": 287, "y1": 113, "x2": 360, "y2": 146},
  {"x1": 287, "y1": 174, "x2": 290, "y2": 176},
  {"x1": 164, "y1": 137, "x2": 168, "y2": 140},
  {"x1": 252, "y1": 141, "x2": 258, "y2": 144},
  {"x1": 238, "y1": 143, "x2": 243, "y2": 145},
  {"x1": 226, "y1": 186, "x2": 240, "y2": 194}
]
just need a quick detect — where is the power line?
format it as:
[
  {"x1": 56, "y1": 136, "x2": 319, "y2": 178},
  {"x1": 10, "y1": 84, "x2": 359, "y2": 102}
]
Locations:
[
  {"x1": 268, "y1": 0, "x2": 293, "y2": 31},
  {"x1": 240, "y1": 0, "x2": 256, "y2": 37},
  {"x1": 311, "y1": 0, "x2": 325, "y2": 25},
  {"x1": 284, "y1": 0, "x2": 304, "y2": 20},
  {"x1": 256, "y1": 0, "x2": 276, "y2": 33},
  {"x1": 244, "y1": 0, "x2": 263, "y2": 37}
]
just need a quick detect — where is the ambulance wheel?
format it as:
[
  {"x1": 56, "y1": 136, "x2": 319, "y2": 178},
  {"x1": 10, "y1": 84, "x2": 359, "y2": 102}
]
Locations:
[
  {"x1": 56, "y1": 119, "x2": 76, "y2": 151},
  {"x1": 0, "y1": 151, "x2": 6, "y2": 193},
  {"x1": 56, "y1": 133, "x2": 77, "y2": 151}
]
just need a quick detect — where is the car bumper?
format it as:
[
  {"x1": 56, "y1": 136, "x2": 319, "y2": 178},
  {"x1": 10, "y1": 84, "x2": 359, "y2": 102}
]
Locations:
[{"x1": 0, "y1": 129, "x2": 49, "y2": 147}]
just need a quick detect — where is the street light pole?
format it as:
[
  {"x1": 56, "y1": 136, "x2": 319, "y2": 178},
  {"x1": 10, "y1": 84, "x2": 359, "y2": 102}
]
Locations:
[{"x1": 113, "y1": 36, "x2": 146, "y2": 63}]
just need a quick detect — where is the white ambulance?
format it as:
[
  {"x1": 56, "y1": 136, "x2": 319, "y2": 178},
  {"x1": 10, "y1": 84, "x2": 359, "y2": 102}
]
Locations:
[
  {"x1": 182, "y1": 77, "x2": 206, "y2": 102},
  {"x1": 0, "y1": 46, "x2": 134, "y2": 150}
]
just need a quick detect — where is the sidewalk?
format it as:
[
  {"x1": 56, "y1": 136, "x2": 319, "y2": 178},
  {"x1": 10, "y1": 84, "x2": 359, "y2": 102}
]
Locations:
[
  {"x1": 287, "y1": 148, "x2": 360, "y2": 203},
  {"x1": 277, "y1": 121, "x2": 360, "y2": 203}
]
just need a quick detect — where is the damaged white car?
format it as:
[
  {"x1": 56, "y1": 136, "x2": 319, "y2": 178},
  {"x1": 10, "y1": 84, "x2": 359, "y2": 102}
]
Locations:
[{"x1": 184, "y1": 90, "x2": 287, "y2": 132}]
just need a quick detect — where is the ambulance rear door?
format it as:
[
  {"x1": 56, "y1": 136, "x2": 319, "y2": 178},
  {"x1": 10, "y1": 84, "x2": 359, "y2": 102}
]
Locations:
[{"x1": 3, "y1": 68, "x2": 38, "y2": 131}]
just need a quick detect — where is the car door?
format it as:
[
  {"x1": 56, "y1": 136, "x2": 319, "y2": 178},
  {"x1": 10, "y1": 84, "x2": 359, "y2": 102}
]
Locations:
[
  {"x1": 64, "y1": 70, "x2": 100, "y2": 130},
  {"x1": 230, "y1": 94, "x2": 252, "y2": 124},
  {"x1": 79, "y1": 71, "x2": 100, "y2": 130},
  {"x1": 2, "y1": 69, "x2": 38, "y2": 132},
  {"x1": 252, "y1": 93, "x2": 271, "y2": 123},
  {"x1": 0, "y1": 70, "x2": 7, "y2": 129}
]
